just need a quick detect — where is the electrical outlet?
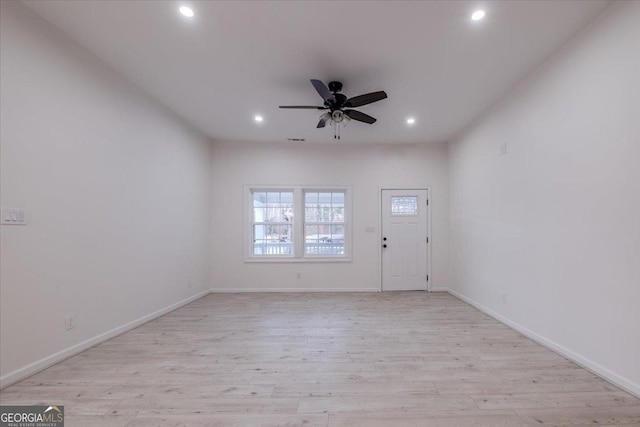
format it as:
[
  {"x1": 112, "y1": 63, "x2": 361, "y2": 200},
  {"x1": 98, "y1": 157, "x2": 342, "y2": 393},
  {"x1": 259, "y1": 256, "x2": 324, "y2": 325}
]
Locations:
[
  {"x1": 296, "y1": 272, "x2": 302, "y2": 279},
  {"x1": 65, "y1": 315, "x2": 76, "y2": 330},
  {"x1": 501, "y1": 293, "x2": 507, "y2": 304},
  {"x1": 500, "y1": 142, "x2": 508, "y2": 156},
  {"x1": 188, "y1": 280, "x2": 192, "y2": 288}
]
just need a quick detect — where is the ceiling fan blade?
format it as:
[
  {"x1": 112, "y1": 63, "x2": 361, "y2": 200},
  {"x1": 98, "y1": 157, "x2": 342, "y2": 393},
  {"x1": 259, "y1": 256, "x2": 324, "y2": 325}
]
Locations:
[
  {"x1": 310, "y1": 79, "x2": 336, "y2": 104},
  {"x1": 279, "y1": 105, "x2": 327, "y2": 109},
  {"x1": 317, "y1": 112, "x2": 331, "y2": 128},
  {"x1": 345, "y1": 91, "x2": 387, "y2": 108},
  {"x1": 344, "y1": 109, "x2": 377, "y2": 124}
]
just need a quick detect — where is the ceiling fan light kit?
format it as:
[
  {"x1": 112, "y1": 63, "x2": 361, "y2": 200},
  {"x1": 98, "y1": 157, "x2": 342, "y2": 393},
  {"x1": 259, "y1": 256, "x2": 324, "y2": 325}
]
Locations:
[{"x1": 280, "y1": 79, "x2": 388, "y2": 140}]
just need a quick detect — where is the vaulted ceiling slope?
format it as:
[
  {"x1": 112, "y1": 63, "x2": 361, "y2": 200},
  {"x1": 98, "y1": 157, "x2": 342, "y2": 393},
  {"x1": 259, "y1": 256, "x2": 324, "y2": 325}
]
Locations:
[{"x1": 23, "y1": 0, "x2": 611, "y2": 144}]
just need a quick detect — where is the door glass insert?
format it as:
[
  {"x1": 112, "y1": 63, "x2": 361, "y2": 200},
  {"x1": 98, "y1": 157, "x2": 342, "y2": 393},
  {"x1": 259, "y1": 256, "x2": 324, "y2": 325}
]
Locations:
[{"x1": 391, "y1": 196, "x2": 418, "y2": 216}]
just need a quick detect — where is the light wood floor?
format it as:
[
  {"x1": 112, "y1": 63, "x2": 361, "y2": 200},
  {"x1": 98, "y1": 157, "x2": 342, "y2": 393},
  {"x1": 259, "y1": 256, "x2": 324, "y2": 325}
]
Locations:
[{"x1": 1, "y1": 292, "x2": 639, "y2": 426}]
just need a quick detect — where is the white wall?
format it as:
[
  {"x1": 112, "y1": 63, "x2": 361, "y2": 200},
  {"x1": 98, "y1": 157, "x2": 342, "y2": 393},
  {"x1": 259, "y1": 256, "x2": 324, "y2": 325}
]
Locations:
[
  {"x1": 210, "y1": 141, "x2": 449, "y2": 292},
  {"x1": 448, "y1": 1, "x2": 640, "y2": 395},
  {"x1": 0, "y1": 2, "x2": 212, "y2": 384}
]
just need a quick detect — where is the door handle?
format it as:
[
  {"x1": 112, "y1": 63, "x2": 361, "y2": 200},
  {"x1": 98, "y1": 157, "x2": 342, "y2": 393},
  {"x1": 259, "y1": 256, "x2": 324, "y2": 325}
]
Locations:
[
  {"x1": 383, "y1": 237, "x2": 387, "y2": 241},
  {"x1": 383, "y1": 244, "x2": 387, "y2": 248}
]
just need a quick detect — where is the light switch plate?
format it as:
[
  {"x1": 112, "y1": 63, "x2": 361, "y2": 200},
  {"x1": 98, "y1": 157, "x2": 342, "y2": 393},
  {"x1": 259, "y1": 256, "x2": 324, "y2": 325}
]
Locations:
[{"x1": 1, "y1": 208, "x2": 27, "y2": 225}]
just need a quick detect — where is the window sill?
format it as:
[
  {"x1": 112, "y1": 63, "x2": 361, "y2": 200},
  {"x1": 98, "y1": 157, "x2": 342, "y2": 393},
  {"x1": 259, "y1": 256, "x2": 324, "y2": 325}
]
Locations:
[{"x1": 244, "y1": 256, "x2": 352, "y2": 263}]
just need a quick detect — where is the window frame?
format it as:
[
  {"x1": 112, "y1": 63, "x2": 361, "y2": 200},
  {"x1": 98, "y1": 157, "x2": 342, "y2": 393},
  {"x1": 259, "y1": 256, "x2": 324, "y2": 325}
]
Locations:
[
  {"x1": 250, "y1": 189, "x2": 295, "y2": 258},
  {"x1": 245, "y1": 185, "x2": 351, "y2": 263},
  {"x1": 303, "y1": 190, "x2": 346, "y2": 258}
]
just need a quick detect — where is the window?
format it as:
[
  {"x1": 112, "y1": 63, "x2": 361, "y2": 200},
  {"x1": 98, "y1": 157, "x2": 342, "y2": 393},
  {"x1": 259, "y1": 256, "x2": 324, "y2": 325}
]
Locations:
[
  {"x1": 251, "y1": 191, "x2": 294, "y2": 255},
  {"x1": 391, "y1": 196, "x2": 419, "y2": 216},
  {"x1": 246, "y1": 186, "x2": 350, "y2": 261},
  {"x1": 304, "y1": 191, "x2": 345, "y2": 255}
]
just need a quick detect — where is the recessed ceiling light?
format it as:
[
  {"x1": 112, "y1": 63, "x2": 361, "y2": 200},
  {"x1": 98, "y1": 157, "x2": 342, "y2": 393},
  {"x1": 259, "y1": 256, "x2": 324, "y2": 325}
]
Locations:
[
  {"x1": 254, "y1": 115, "x2": 264, "y2": 123},
  {"x1": 406, "y1": 117, "x2": 416, "y2": 125},
  {"x1": 471, "y1": 10, "x2": 486, "y2": 21},
  {"x1": 179, "y1": 6, "x2": 194, "y2": 18}
]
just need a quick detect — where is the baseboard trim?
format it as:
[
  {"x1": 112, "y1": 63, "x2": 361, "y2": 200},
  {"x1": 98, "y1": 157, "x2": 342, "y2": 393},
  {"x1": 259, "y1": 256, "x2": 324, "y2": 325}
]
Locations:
[
  {"x1": 211, "y1": 287, "x2": 380, "y2": 293},
  {"x1": 445, "y1": 288, "x2": 640, "y2": 399},
  {"x1": 0, "y1": 290, "x2": 210, "y2": 389},
  {"x1": 430, "y1": 287, "x2": 449, "y2": 292}
]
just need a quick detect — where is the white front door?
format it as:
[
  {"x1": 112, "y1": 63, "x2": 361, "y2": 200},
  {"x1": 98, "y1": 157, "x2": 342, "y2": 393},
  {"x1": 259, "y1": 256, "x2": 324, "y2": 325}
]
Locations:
[{"x1": 381, "y1": 189, "x2": 429, "y2": 291}]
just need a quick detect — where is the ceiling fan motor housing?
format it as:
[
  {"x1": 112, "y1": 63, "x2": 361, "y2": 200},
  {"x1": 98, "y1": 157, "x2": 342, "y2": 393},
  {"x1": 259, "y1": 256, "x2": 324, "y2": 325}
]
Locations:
[
  {"x1": 329, "y1": 93, "x2": 348, "y2": 110},
  {"x1": 328, "y1": 81, "x2": 343, "y2": 93}
]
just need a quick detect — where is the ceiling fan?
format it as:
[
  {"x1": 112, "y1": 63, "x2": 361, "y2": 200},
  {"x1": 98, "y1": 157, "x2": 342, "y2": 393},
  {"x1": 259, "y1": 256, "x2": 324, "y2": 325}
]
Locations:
[{"x1": 279, "y1": 79, "x2": 388, "y2": 139}]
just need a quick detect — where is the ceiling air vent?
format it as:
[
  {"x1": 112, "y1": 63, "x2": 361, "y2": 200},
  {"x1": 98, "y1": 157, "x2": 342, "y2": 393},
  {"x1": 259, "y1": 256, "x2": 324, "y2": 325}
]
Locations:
[{"x1": 287, "y1": 138, "x2": 306, "y2": 142}]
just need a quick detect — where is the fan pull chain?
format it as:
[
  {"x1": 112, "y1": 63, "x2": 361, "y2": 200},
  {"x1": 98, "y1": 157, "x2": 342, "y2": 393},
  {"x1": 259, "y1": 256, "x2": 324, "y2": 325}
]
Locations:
[{"x1": 333, "y1": 121, "x2": 341, "y2": 140}]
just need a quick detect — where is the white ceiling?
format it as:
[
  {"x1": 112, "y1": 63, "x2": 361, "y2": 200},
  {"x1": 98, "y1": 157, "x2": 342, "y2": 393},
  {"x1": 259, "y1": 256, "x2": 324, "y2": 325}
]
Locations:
[{"x1": 23, "y1": 0, "x2": 611, "y2": 144}]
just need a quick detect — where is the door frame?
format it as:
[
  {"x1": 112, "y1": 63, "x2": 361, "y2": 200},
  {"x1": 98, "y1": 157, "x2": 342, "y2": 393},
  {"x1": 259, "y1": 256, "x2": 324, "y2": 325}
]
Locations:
[{"x1": 378, "y1": 187, "x2": 432, "y2": 292}]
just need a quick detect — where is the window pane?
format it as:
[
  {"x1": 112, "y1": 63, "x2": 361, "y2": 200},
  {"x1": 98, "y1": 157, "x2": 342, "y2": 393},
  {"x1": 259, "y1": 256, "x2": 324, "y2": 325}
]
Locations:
[
  {"x1": 267, "y1": 207, "x2": 284, "y2": 222},
  {"x1": 391, "y1": 196, "x2": 418, "y2": 216},
  {"x1": 255, "y1": 191, "x2": 293, "y2": 223},
  {"x1": 253, "y1": 224, "x2": 266, "y2": 240},
  {"x1": 253, "y1": 192, "x2": 266, "y2": 207},
  {"x1": 330, "y1": 225, "x2": 344, "y2": 240},
  {"x1": 266, "y1": 192, "x2": 280, "y2": 203},
  {"x1": 305, "y1": 225, "x2": 319, "y2": 240},
  {"x1": 331, "y1": 207, "x2": 344, "y2": 222},
  {"x1": 305, "y1": 238, "x2": 344, "y2": 255},
  {"x1": 253, "y1": 207, "x2": 265, "y2": 222},
  {"x1": 285, "y1": 207, "x2": 294, "y2": 222},
  {"x1": 304, "y1": 222, "x2": 344, "y2": 255},
  {"x1": 316, "y1": 224, "x2": 329, "y2": 236},
  {"x1": 253, "y1": 240, "x2": 266, "y2": 255},
  {"x1": 329, "y1": 240, "x2": 345, "y2": 255},
  {"x1": 305, "y1": 192, "x2": 318, "y2": 205},
  {"x1": 253, "y1": 218, "x2": 292, "y2": 256},
  {"x1": 305, "y1": 207, "x2": 320, "y2": 222},
  {"x1": 318, "y1": 192, "x2": 332, "y2": 205},
  {"x1": 280, "y1": 192, "x2": 294, "y2": 204},
  {"x1": 303, "y1": 190, "x2": 347, "y2": 256},
  {"x1": 253, "y1": 240, "x2": 292, "y2": 255},
  {"x1": 251, "y1": 190, "x2": 294, "y2": 256},
  {"x1": 278, "y1": 224, "x2": 292, "y2": 241}
]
